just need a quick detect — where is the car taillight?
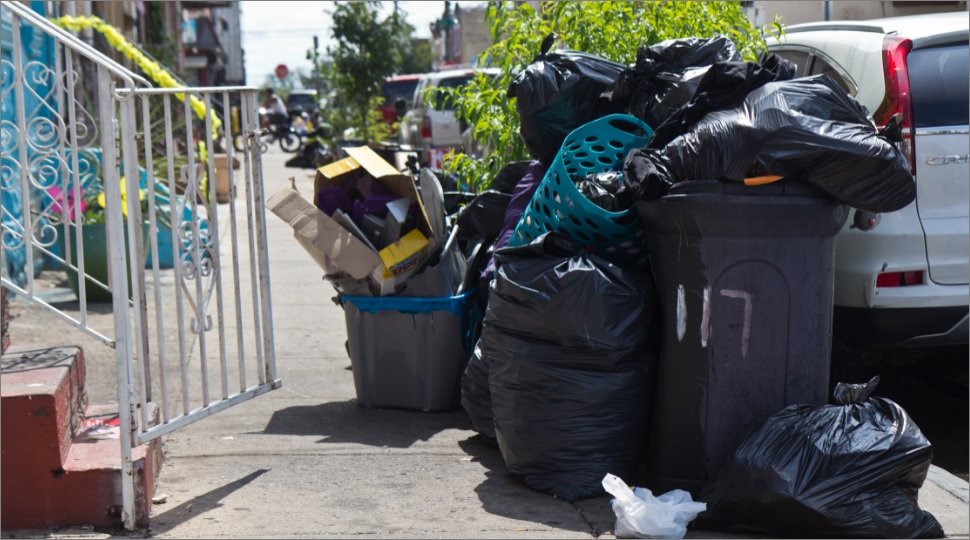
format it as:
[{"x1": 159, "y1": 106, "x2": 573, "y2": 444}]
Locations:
[
  {"x1": 874, "y1": 36, "x2": 915, "y2": 174},
  {"x1": 876, "y1": 270, "x2": 924, "y2": 288},
  {"x1": 420, "y1": 117, "x2": 431, "y2": 139}
]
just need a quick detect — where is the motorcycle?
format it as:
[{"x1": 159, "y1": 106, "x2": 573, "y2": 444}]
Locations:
[
  {"x1": 232, "y1": 108, "x2": 302, "y2": 153},
  {"x1": 284, "y1": 120, "x2": 337, "y2": 170}
]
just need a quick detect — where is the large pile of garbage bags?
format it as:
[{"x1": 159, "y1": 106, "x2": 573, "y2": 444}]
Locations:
[{"x1": 271, "y1": 34, "x2": 942, "y2": 539}]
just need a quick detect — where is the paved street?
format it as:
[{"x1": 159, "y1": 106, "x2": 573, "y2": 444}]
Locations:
[{"x1": 5, "y1": 150, "x2": 968, "y2": 538}]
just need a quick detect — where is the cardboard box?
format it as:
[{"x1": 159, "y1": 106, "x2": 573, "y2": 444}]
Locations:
[
  {"x1": 378, "y1": 228, "x2": 429, "y2": 278},
  {"x1": 268, "y1": 146, "x2": 435, "y2": 291}
]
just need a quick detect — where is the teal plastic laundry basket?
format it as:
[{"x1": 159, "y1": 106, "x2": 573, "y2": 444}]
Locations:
[{"x1": 509, "y1": 114, "x2": 653, "y2": 262}]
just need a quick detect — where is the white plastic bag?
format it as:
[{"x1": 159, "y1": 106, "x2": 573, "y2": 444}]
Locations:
[{"x1": 602, "y1": 473, "x2": 707, "y2": 539}]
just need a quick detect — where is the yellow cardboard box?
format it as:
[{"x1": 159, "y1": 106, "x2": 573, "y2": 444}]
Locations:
[{"x1": 268, "y1": 146, "x2": 435, "y2": 293}]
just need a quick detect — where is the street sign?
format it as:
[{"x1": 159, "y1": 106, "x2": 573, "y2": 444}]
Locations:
[{"x1": 275, "y1": 64, "x2": 289, "y2": 79}]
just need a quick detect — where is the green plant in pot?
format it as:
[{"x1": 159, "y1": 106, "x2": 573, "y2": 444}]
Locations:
[{"x1": 48, "y1": 178, "x2": 154, "y2": 302}]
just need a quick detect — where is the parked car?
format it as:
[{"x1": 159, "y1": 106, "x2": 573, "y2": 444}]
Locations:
[
  {"x1": 400, "y1": 68, "x2": 500, "y2": 168},
  {"x1": 767, "y1": 12, "x2": 968, "y2": 352},
  {"x1": 380, "y1": 74, "x2": 421, "y2": 126},
  {"x1": 285, "y1": 89, "x2": 320, "y2": 116}
]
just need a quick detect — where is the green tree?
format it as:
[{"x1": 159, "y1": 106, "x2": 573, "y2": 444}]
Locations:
[
  {"x1": 385, "y1": 1, "x2": 434, "y2": 74},
  {"x1": 440, "y1": 1, "x2": 781, "y2": 191},
  {"x1": 400, "y1": 38, "x2": 433, "y2": 75},
  {"x1": 304, "y1": 36, "x2": 332, "y2": 98},
  {"x1": 327, "y1": 0, "x2": 396, "y2": 142},
  {"x1": 387, "y1": 6, "x2": 433, "y2": 75},
  {"x1": 298, "y1": 63, "x2": 334, "y2": 98}
]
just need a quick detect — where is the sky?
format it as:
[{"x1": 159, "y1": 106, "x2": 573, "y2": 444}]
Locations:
[{"x1": 239, "y1": 1, "x2": 483, "y2": 86}]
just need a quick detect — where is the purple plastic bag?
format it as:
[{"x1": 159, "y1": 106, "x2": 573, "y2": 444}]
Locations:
[
  {"x1": 315, "y1": 187, "x2": 352, "y2": 217},
  {"x1": 351, "y1": 195, "x2": 397, "y2": 225}
]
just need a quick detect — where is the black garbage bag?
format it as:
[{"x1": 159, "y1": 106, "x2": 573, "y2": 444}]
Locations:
[
  {"x1": 484, "y1": 233, "x2": 660, "y2": 501},
  {"x1": 460, "y1": 338, "x2": 495, "y2": 440},
  {"x1": 607, "y1": 36, "x2": 741, "y2": 128},
  {"x1": 649, "y1": 54, "x2": 796, "y2": 148},
  {"x1": 571, "y1": 171, "x2": 631, "y2": 212},
  {"x1": 456, "y1": 190, "x2": 513, "y2": 241},
  {"x1": 489, "y1": 161, "x2": 534, "y2": 194},
  {"x1": 624, "y1": 75, "x2": 916, "y2": 212},
  {"x1": 697, "y1": 376, "x2": 945, "y2": 539},
  {"x1": 507, "y1": 34, "x2": 625, "y2": 164},
  {"x1": 285, "y1": 125, "x2": 337, "y2": 169}
]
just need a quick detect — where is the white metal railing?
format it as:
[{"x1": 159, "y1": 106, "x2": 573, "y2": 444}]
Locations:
[{"x1": 1, "y1": 1, "x2": 279, "y2": 530}]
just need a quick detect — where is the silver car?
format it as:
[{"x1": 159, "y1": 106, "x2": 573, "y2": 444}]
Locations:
[
  {"x1": 768, "y1": 12, "x2": 968, "y2": 351},
  {"x1": 400, "y1": 68, "x2": 499, "y2": 168}
]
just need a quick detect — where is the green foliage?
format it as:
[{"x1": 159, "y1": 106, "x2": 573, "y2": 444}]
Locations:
[
  {"x1": 142, "y1": 1, "x2": 178, "y2": 73},
  {"x1": 441, "y1": 1, "x2": 781, "y2": 192},
  {"x1": 400, "y1": 38, "x2": 433, "y2": 75},
  {"x1": 321, "y1": 91, "x2": 390, "y2": 143},
  {"x1": 304, "y1": 41, "x2": 332, "y2": 96},
  {"x1": 327, "y1": 1, "x2": 399, "y2": 142},
  {"x1": 322, "y1": 2, "x2": 430, "y2": 142},
  {"x1": 388, "y1": 11, "x2": 433, "y2": 75}
]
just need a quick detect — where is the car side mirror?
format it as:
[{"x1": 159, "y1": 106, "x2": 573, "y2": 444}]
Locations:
[{"x1": 394, "y1": 98, "x2": 407, "y2": 117}]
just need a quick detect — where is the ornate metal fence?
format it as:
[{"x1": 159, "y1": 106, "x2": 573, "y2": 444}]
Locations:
[{"x1": 1, "y1": 3, "x2": 279, "y2": 529}]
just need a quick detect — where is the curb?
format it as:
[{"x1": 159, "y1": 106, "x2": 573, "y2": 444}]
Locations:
[{"x1": 929, "y1": 465, "x2": 970, "y2": 504}]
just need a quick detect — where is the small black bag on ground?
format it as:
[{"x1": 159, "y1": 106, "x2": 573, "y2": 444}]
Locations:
[
  {"x1": 697, "y1": 376, "x2": 945, "y2": 539},
  {"x1": 483, "y1": 233, "x2": 660, "y2": 501}
]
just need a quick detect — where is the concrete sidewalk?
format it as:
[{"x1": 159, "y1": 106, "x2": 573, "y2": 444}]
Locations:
[
  {"x1": 140, "y1": 152, "x2": 969, "y2": 539},
  {"x1": 4, "y1": 150, "x2": 965, "y2": 538}
]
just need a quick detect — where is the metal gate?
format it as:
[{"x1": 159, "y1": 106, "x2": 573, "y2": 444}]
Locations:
[{"x1": 0, "y1": 2, "x2": 279, "y2": 529}]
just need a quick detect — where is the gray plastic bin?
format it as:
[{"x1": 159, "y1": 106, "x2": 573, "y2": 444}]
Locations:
[
  {"x1": 637, "y1": 180, "x2": 848, "y2": 493},
  {"x1": 341, "y1": 292, "x2": 473, "y2": 412}
]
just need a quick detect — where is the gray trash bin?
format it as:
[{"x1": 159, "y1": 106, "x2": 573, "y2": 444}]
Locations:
[
  {"x1": 637, "y1": 180, "x2": 848, "y2": 493},
  {"x1": 341, "y1": 291, "x2": 473, "y2": 412}
]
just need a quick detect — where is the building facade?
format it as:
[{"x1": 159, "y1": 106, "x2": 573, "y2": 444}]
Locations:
[
  {"x1": 430, "y1": 1, "x2": 490, "y2": 69},
  {"x1": 51, "y1": 0, "x2": 244, "y2": 86}
]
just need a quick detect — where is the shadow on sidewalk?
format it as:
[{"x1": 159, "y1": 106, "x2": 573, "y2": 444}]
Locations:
[
  {"x1": 260, "y1": 399, "x2": 470, "y2": 448},
  {"x1": 457, "y1": 435, "x2": 602, "y2": 535},
  {"x1": 150, "y1": 468, "x2": 269, "y2": 535}
]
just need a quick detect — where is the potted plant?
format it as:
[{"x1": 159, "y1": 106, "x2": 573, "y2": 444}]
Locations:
[{"x1": 47, "y1": 178, "x2": 154, "y2": 302}]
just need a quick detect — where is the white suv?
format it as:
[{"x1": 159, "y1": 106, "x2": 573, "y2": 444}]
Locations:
[
  {"x1": 400, "y1": 68, "x2": 499, "y2": 168},
  {"x1": 768, "y1": 12, "x2": 968, "y2": 351}
]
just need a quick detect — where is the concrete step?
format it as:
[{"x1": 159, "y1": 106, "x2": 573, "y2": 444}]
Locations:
[
  {"x1": 56, "y1": 403, "x2": 164, "y2": 529},
  {"x1": 1, "y1": 346, "x2": 164, "y2": 530},
  {"x1": 1, "y1": 347, "x2": 88, "y2": 471}
]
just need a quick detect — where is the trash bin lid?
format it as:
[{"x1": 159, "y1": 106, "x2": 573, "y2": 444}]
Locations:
[
  {"x1": 667, "y1": 179, "x2": 831, "y2": 199},
  {"x1": 640, "y1": 179, "x2": 849, "y2": 237}
]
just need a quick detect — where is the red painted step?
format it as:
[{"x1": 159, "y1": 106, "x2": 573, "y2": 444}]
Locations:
[
  {"x1": 1, "y1": 347, "x2": 87, "y2": 474},
  {"x1": 1, "y1": 347, "x2": 163, "y2": 530}
]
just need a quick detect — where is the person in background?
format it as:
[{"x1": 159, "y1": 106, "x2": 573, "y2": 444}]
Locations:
[{"x1": 262, "y1": 88, "x2": 288, "y2": 129}]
